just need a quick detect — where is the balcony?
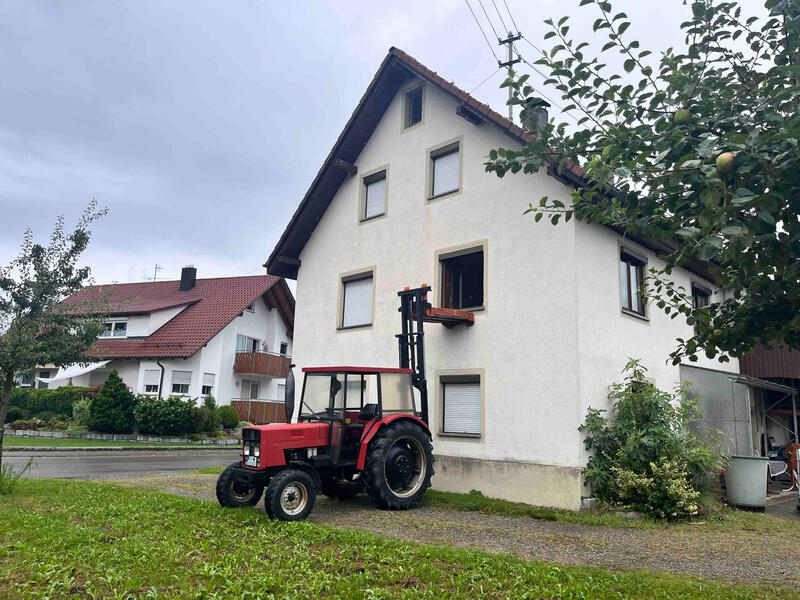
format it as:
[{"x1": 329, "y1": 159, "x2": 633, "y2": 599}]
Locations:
[{"x1": 233, "y1": 351, "x2": 291, "y2": 378}]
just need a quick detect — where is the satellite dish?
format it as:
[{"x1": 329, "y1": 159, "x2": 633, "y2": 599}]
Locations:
[{"x1": 284, "y1": 365, "x2": 296, "y2": 422}]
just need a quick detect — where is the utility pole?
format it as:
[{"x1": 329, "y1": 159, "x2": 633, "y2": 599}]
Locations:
[
  {"x1": 152, "y1": 263, "x2": 163, "y2": 282},
  {"x1": 498, "y1": 32, "x2": 522, "y2": 122}
]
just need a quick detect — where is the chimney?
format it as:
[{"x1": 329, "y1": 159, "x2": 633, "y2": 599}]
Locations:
[
  {"x1": 179, "y1": 266, "x2": 197, "y2": 291},
  {"x1": 522, "y1": 98, "x2": 550, "y2": 133}
]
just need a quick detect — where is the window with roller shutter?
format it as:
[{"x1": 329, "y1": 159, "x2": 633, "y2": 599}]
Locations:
[{"x1": 441, "y1": 375, "x2": 481, "y2": 436}]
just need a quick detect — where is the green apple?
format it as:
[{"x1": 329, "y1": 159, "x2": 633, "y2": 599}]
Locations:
[
  {"x1": 673, "y1": 109, "x2": 692, "y2": 124},
  {"x1": 715, "y1": 152, "x2": 736, "y2": 175}
]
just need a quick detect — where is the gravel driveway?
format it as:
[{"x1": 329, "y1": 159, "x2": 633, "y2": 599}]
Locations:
[{"x1": 116, "y1": 472, "x2": 800, "y2": 588}]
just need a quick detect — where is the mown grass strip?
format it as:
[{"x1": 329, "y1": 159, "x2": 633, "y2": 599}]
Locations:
[{"x1": 0, "y1": 479, "x2": 792, "y2": 599}]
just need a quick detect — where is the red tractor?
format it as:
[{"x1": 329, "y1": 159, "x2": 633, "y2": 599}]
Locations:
[{"x1": 216, "y1": 286, "x2": 438, "y2": 521}]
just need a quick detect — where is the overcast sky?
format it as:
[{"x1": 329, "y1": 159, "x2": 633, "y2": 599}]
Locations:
[{"x1": 0, "y1": 0, "x2": 765, "y2": 286}]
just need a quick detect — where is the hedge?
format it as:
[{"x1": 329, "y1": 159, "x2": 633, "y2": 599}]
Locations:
[
  {"x1": 135, "y1": 396, "x2": 195, "y2": 436},
  {"x1": 9, "y1": 387, "x2": 93, "y2": 416}
]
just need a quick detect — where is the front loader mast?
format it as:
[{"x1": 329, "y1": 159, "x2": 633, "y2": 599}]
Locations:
[{"x1": 396, "y1": 285, "x2": 431, "y2": 425}]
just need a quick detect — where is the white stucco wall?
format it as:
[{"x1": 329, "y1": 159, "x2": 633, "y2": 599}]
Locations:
[{"x1": 289, "y1": 77, "x2": 736, "y2": 508}]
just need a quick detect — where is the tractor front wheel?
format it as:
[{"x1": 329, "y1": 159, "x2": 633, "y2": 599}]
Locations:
[
  {"x1": 363, "y1": 420, "x2": 434, "y2": 510},
  {"x1": 264, "y1": 468, "x2": 316, "y2": 521},
  {"x1": 216, "y1": 462, "x2": 264, "y2": 508}
]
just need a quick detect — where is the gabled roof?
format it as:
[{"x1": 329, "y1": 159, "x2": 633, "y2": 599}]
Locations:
[
  {"x1": 266, "y1": 47, "x2": 714, "y2": 283},
  {"x1": 62, "y1": 275, "x2": 294, "y2": 360}
]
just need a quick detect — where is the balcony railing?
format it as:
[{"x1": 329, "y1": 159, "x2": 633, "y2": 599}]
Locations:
[
  {"x1": 233, "y1": 351, "x2": 291, "y2": 378},
  {"x1": 230, "y1": 398, "x2": 286, "y2": 424}
]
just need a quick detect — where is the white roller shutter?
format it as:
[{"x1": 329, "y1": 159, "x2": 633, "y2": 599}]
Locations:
[
  {"x1": 443, "y1": 382, "x2": 481, "y2": 434},
  {"x1": 144, "y1": 370, "x2": 160, "y2": 386},
  {"x1": 203, "y1": 373, "x2": 215, "y2": 387},
  {"x1": 364, "y1": 177, "x2": 386, "y2": 219},
  {"x1": 432, "y1": 150, "x2": 459, "y2": 196},
  {"x1": 342, "y1": 276, "x2": 373, "y2": 327},
  {"x1": 172, "y1": 370, "x2": 192, "y2": 385}
]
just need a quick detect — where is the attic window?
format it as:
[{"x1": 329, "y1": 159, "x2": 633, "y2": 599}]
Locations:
[
  {"x1": 620, "y1": 247, "x2": 647, "y2": 317},
  {"x1": 362, "y1": 170, "x2": 387, "y2": 220},
  {"x1": 245, "y1": 301, "x2": 255, "y2": 312},
  {"x1": 429, "y1": 141, "x2": 460, "y2": 199},
  {"x1": 100, "y1": 320, "x2": 127, "y2": 338},
  {"x1": 404, "y1": 86, "x2": 423, "y2": 129}
]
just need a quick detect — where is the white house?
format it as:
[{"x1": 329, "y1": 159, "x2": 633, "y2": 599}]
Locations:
[
  {"x1": 30, "y1": 267, "x2": 294, "y2": 416},
  {"x1": 263, "y1": 48, "x2": 753, "y2": 510}
]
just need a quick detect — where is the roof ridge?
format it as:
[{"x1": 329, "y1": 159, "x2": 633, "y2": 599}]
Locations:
[{"x1": 88, "y1": 273, "x2": 276, "y2": 288}]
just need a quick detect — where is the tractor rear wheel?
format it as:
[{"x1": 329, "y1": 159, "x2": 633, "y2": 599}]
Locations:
[
  {"x1": 216, "y1": 462, "x2": 264, "y2": 508},
  {"x1": 264, "y1": 468, "x2": 316, "y2": 521},
  {"x1": 363, "y1": 420, "x2": 434, "y2": 510}
]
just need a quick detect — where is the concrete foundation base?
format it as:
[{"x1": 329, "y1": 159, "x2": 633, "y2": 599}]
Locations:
[{"x1": 432, "y1": 454, "x2": 583, "y2": 511}]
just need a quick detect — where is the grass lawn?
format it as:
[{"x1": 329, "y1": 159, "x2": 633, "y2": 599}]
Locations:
[
  {"x1": 3, "y1": 436, "x2": 214, "y2": 448},
  {"x1": 0, "y1": 479, "x2": 792, "y2": 599}
]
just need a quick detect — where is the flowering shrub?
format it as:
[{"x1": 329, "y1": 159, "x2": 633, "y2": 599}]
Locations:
[{"x1": 580, "y1": 359, "x2": 723, "y2": 519}]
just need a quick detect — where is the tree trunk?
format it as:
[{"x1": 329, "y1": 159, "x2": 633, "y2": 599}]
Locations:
[{"x1": 0, "y1": 374, "x2": 13, "y2": 472}]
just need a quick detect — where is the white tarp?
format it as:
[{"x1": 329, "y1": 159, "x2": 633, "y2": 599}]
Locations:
[{"x1": 35, "y1": 361, "x2": 110, "y2": 384}]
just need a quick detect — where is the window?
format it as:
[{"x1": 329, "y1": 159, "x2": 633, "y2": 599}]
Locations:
[
  {"x1": 20, "y1": 372, "x2": 33, "y2": 386},
  {"x1": 404, "y1": 86, "x2": 423, "y2": 129},
  {"x1": 171, "y1": 370, "x2": 192, "y2": 395},
  {"x1": 362, "y1": 170, "x2": 387, "y2": 221},
  {"x1": 202, "y1": 373, "x2": 215, "y2": 396},
  {"x1": 620, "y1": 248, "x2": 647, "y2": 317},
  {"x1": 236, "y1": 334, "x2": 260, "y2": 352},
  {"x1": 429, "y1": 142, "x2": 460, "y2": 198},
  {"x1": 341, "y1": 272, "x2": 373, "y2": 328},
  {"x1": 279, "y1": 342, "x2": 288, "y2": 356},
  {"x1": 243, "y1": 379, "x2": 259, "y2": 400},
  {"x1": 245, "y1": 301, "x2": 255, "y2": 312},
  {"x1": 441, "y1": 375, "x2": 481, "y2": 436},
  {"x1": 143, "y1": 369, "x2": 160, "y2": 395},
  {"x1": 90, "y1": 370, "x2": 110, "y2": 387},
  {"x1": 692, "y1": 284, "x2": 711, "y2": 309},
  {"x1": 100, "y1": 320, "x2": 127, "y2": 338},
  {"x1": 440, "y1": 249, "x2": 484, "y2": 310},
  {"x1": 37, "y1": 371, "x2": 50, "y2": 390}
]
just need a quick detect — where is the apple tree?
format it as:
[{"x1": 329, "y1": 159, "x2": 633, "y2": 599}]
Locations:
[{"x1": 486, "y1": 0, "x2": 800, "y2": 364}]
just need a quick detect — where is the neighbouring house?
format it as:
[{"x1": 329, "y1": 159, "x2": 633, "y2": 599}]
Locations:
[
  {"x1": 263, "y1": 47, "x2": 766, "y2": 510},
  {"x1": 19, "y1": 267, "x2": 295, "y2": 418}
]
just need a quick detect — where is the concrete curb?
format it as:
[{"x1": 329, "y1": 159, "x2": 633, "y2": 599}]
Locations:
[{"x1": 4, "y1": 445, "x2": 240, "y2": 453}]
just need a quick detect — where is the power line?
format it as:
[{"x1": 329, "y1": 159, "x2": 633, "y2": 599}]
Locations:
[
  {"x1": 469, "y1": 66, "x2": 503, "y2": 94},
  {"x1": 502, "y1": 0, "x2": 520, "y2": 33},
  {"x1": 513, "y1": 50, "x2": 580, "y2": 123},
  {"x1": 464, "y1": 0, "x2": 500, "y2": 62},
  {"x1": 490, "y1": 0, "x2": 510, "y2": 33},
  {"x1": 476, "y1": 0, "x2": 501, "y2": 40}
]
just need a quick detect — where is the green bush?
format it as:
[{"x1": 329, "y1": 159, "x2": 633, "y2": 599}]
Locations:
[
  {"x1": 10, "y1": 386, "x2": 92, "y2": 415},
  {"x1": 72, "y1": 397, "x2": 92, "y2": 427},
  {"x1": 33, "y1": 411, "x2": 62, "y2": 423},
  {"x1": 193, "y1": 405, "x2": 219, "y2": 433},
  {"x1": 66, "y1": 424, "x2": 89, "y2": 435},
  {"x1": 90, "y1": 371, "x2": 137, "y2": 434},
  {"x1": 135, "y1": 396, "x2": 195, "y2": 436},
  {"x1": 217, "y1": 405, "x2": 239, "y2": 429},
  {"x1": 580, "y1": 359, "x2": 724, "y2": 519},
  {"x1": 4, "y1": 406, "x2": 24, "y2": 423},
  {"x1": 202, "y1": 395, "x2": 217, "y2": 411}
]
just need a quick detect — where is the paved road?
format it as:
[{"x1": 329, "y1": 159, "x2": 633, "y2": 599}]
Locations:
[{"x1": 4, "y1": 449, "x2": 239, "y2": 479}]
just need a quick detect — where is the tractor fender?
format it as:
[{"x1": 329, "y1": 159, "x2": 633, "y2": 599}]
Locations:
[
  {"x1": 356, "y1": 414, "x2": 431, "y2": 471},
  {"x1": 286, "y1": 460, "x2": 323, "y2": 492}
]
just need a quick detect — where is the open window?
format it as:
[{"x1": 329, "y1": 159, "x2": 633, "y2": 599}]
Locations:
[
  {"x1": 620, "y1": 247, "x2": 647, "y2": 317},
  {"x1": 692, "y1": 283, "x2": 711, "y2": 309},
  {"x1": 404, "y1": 86, "x2": 423, "y2": 129},
  {"x1": 439, "y1": 247, "x2": 484, "y2": 310}
]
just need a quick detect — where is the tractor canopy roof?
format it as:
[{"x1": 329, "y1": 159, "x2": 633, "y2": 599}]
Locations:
[{"x1": 301, "y1": 366, "x2": 412, "y2": 374}]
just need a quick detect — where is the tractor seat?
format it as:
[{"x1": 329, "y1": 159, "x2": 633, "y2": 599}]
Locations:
[{"x1": 359, "y1": 403, "x2": 380, "y2": 421}]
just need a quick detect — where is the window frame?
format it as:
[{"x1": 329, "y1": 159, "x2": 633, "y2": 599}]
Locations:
[
  {"x1": 100, "y1": 319, "x2": 128, "y2": 338},
  {"x1": 402, "y1": 85, "x2": 424, "y2": 131},
  {"x1": 427, "y1": 137, "x2": 463, "y2": 201},
  {"x1": 279, "y1": 342, "x2": 289, "y2": 356},
  {"x1": 245, "y1": 301, "x2": 256, "y2": 313},
  {"x1": 171, "y1": 370, "x2": 192, "y2": 396},
  {"x1": 336, "y1": 267, "x2": 376, "y2": 331},
  {"x1": 358, "y1": 165, "x2": 389, "y2": 223},
  {"x1": 436, "y1": 369, "x2": 485, "y2": 439},
  {"x1": 619, "y1": 246, "x2": 648, "y2": 319},
  {"x1": 435, "y1": 240, "x2": 488, "y2": 312}
]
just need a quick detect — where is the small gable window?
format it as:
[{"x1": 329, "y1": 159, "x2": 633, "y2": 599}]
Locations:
[
  {"x1": 362, "y1": 170, "x2": 387, "y2": 220},
  {"x1": 429, "y1": 141, "x2": 460, "y2": 199},
  {"x1": 404, "y1": 86, "x2": 423, "y2": 129},
  {"x1": 620, "y1": 247, "x2": 647, "y2": 317},
  {"x1": 100, "y1": 320, "x2": 127, "y2": 338}
]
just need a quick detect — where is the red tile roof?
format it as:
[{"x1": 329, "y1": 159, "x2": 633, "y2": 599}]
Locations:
[{"x1": 62, "y1": 275, "x2": 290, "y2": 359}]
